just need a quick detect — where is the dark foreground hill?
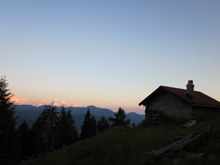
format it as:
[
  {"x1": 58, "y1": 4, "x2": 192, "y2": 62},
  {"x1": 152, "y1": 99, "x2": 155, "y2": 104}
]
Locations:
[
  {"x1": 23, "y1": 115, "x2": 220, "y2": 165},
  {"x1": 15, "y1": 105, "x2": 145, "y2": 132}
]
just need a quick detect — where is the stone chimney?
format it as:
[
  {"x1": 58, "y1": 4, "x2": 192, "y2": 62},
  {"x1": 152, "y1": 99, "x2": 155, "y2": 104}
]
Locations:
[{"x1": 186, "y1": 80, "x2": 194, "y2": 97}]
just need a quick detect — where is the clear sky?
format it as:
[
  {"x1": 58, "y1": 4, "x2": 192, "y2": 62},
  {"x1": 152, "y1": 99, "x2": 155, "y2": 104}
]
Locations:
[{"x1": 1, "y1": 0, "x2": 220, "y2": 114}]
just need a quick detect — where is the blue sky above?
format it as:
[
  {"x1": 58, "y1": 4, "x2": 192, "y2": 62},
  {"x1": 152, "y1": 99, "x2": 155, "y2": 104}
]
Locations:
[{"x1": 0, "y1": 0, "x2": 220, "y2": 113}]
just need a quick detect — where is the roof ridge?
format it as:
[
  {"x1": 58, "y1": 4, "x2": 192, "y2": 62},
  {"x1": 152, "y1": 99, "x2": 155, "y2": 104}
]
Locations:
[
  {"x1": 139, "y1": 85, "x2": 220, "y2": 107},
  {"x1": 161, "y1": 85, "x2": 203, "y2": 93}
]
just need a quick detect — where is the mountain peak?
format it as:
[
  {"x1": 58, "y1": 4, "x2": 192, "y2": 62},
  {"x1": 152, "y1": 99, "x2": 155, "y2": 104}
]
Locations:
[{"x1": 87, "y1": 105, "x2": 97, "y2": 109}]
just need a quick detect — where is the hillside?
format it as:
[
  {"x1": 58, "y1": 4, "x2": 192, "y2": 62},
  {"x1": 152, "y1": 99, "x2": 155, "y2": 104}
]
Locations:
[{"x1": 24, "y1": 115, "x2": 220, "y2": 165}]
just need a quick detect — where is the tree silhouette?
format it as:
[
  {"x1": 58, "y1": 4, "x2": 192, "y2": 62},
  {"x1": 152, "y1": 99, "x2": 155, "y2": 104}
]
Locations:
[
  {"x1": 108, "y1": 107, "x2": 130, "y2": 127},
  {"x1": 57, "y1": 106, "x2": 67, "y2": 148},
  {"x1": 32, "y1": 102, "x2": 59, "y2": 153},
  {"x1": 57, "y1": 107, "x2": 78, "y2": 148},
  {"x1": 66, "y1": 108, "x2": 78, "y2": 144},
  {"x1": 32, "y1": 112, "x2": 48, "y2": 154},
  {"x1": 80, "y1": 109, "x2": 96, "y2": 139},
  {"x1": 0, "y1": 76, "x2": 19, "y2": 164},
  {"x1": 97, "y1": 116, "x2": 110, "y2": 132},
  {"x1": 18, "y1": 120, "x2": 34, "y2": 160},
  {"x1": 43, "y1": 103, "x2": 59, "y2": 150}
]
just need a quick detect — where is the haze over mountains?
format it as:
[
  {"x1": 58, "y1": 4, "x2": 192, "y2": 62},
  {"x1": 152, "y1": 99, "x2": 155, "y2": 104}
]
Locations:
[{"x1": 15, "y1": 105, "x2": 145, "y2": 132}]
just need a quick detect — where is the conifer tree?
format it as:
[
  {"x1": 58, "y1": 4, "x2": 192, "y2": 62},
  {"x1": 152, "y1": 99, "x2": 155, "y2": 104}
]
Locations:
[
  {"x1": 32, "y1": 102, "x2": 59, "y2": 153},
  {"x1": 57, "y1": 107, "x2": 78, "y2": 148},
  {"x1": 66, "y1": 108, "x2": 78, "y2": 144},
  {"x1": 43, "y1": 103, "x2": 59, "y2": 150},
  {"x1": 18, "y1": 120, "x2": 33, "y2": 160},
  {"x1": 80, "y1": 109, "x2": 96, "y2": 139},
  {"x1": 0, "y1": 76, "x2": 19, "y2": 164},
  {"x1": 108, "y1": 107, "x2": 130, "y2": 127},
  {"x1": 32, "y1": 114, "x2": 47, "y2": 154},
  {"x1": 97, "y1": 116, "x2": 110, "y2": 132},
  {"x1": 57, "y1": 106, "x2": 67, "y2": 148}
]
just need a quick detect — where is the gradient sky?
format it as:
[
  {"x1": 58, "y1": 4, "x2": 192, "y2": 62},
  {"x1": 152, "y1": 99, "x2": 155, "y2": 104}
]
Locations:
[{"x1": 1, "y1": 0, "x2": 220, "y2": 114}]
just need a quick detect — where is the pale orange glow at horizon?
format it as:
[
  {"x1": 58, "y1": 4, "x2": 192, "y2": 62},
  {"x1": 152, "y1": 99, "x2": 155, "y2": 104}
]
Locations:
[
  {"x1": 10, "y1": 96, "x2": 80, "y2": 107},
  {"x1": 61, "y1": 100, "x2": 66, "y2": 105}
]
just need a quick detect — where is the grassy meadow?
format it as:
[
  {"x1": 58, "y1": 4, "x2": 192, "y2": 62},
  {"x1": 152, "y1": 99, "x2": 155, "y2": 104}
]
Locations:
[{"x1": 26, "y1": 115, "x2": 220, "y2": 165}]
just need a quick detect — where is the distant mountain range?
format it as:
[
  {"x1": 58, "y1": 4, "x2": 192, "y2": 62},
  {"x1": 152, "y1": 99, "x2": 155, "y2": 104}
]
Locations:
[{"x1": 14, "y1": 105, "x2": 145, "y2": 132}]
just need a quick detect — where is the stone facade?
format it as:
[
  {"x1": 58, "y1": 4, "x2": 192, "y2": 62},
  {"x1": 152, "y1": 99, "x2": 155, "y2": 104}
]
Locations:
[
  {"x1": 192, "y1": 106, "x2": 220, "y2": 119},
  {"x1": 146, "y1": 91, "x2": 192, "y2": 120}
]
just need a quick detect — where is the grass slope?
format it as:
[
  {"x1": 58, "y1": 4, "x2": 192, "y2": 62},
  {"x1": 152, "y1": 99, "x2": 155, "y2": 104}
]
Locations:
[{"x1": 29, "y1": 116, "x2": 220, "y2": 165}]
